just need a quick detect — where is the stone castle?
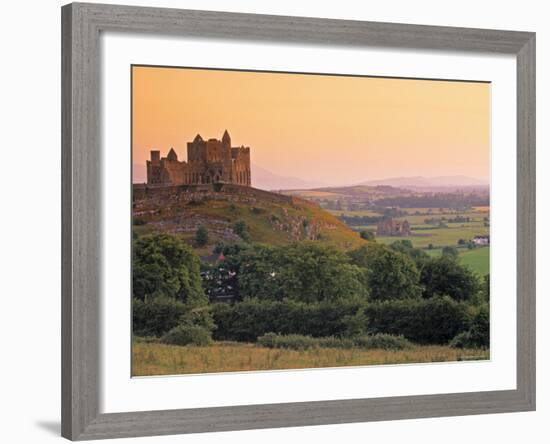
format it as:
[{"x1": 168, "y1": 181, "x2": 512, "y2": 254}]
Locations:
[
  {"x1": 146, "y1": 130, "x2": 251, "y2": 186},
  {"x1": 376, "y1": 218, "x2": 411, "y2": 236}
]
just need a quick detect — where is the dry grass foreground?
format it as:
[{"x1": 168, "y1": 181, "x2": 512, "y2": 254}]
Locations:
[{"x1": 132, "y1": 341, "x2": 489, "y2": 376}]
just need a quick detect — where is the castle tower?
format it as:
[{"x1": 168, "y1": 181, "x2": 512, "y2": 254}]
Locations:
[
  {"x1": 219, "y1": 129, "x2": 233, "y2": 182},
  {"x1": 166, "y1": 147, "x2": 178, "y2": 161},
  {"x1": 146, "y1": 150, "x2": 162, "y2": 184},
  {"x1": 150, "y1": 150, "x2": 160, "y2": 163},
  {"x1": 188, "y1": 134, "x2": 206, "y2": 163},
  {"x1": 222, "y1": 129, "x2": 231, "y2": 147}
]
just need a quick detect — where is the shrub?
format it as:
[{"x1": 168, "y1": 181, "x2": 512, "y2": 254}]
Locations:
[
  {"x1": 161, "y1": 323, "x2": 213, "y2": 346},
  {"x1": 195, "y1": 226, "x2": 209, "y2": 247},
  {"x1": 341, "y1": 306, "x2": 369, "y2": 337},
  {"x1": 449, "y1": 331, "x2": 475, "y2": 348},
  {"x1": 442, "y1": 246, "x2": 459, "y2": 259},
  {"x1": 354, "y1": 333, "x2": 413, "y2": 350},
  {"x1": 257, "y1": 333, "x2": 321, "y2": 350},
  {"x1": 319, "y1": 336, "x2": 355, "y2": 348},
  {"x1": 212, "y1": 296, "x2": 475, "y2": 345},
  {"x1": 389, "y1": 240, "x2": 429, "y2": 265},
  {"x1": 365, "y1": 296, "x2": 470, "y2": 344},
  {"x1": 233, "y1": 220, "x2": 250, "y2": 241},
  {"x1": 482, "y1": 274, "x2": 490, "y2": 302},
  {"x1": 451, "y1": 304, "x2": 489, "y2": 348},
  {"x1": 133, "y1": 297, "x2": 186, "y2": 337},
  {"x1": 359, "y1": 230, "x2": 375, "y2": 241},
  {"x1": 256, "y1": 333, "x2": 413, "y2": 351},
  {"x1": 212, "y1": 299, "x2": 366, "y2": 342}
]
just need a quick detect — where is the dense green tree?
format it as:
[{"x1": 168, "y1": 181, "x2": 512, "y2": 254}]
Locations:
[
  {"x1": 234, "y1": 244, "x2": 280, "y2": 300},
  {"x1": 359, "y1": 230, "x2": 375, "y2": 241},
  {"x1": 213, "y1": 241, "x2": 250, "y2": 256},
  {"x1": 132, "y1": 233, "x2": 206, "y2": 306},
  {"x1": 202, "y1": 243, "x2": 251, "y2": 302},
  {"x1": 469, "y1": 303, "x2": 490, "y2": 347},
  {"x1": 420, "y1": 256, "x2": 480, "y2": 301},
  {"x1": 442, "y1": 246, "x2": 459, "y2": 259},
  {"x1": 276, "y1": 243, "x2": 368, "y2": 302},
  {"x1": 348, "y1": 244, "x2": 422, "y2": 301},
  {"x1": 389, "y1": 239, "x2": 429, "y2": 264},
  {"x1": 236, "y1": 242, "x2": 368, "y2": 302},
  {"x1": 482, "y1": 274, "x2": 490, "y2": 302},
  {"x1": 195, "y1": 226, "x2": 209, "y2": 247}
]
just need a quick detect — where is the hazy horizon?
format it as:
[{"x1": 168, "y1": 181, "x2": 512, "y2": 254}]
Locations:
[
  {"x1": 133, "y1": 160, "x2": 488, "y2": 190},
  {"x1": 132, "y1": 66, "x2": 490, "y2": 185}
]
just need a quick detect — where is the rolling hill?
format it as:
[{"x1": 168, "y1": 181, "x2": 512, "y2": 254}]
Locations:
[
  {"x1": 132, "y1": 183, "x2": 365, "y2": 255},
  {"x1": 359, "y1": 176, "x2": 488, "y2": 191}
]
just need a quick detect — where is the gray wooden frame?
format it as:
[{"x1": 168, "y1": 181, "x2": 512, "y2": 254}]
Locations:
[{"x1": 61, "y1": 2, "x2": 536, "y2": 440}]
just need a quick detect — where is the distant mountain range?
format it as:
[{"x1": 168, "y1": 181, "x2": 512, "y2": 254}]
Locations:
[
  {"x1": 251, "y1": 164, "x2": 329, "y2": 191},
  {"x1": 133, "y1": 163, "x2": 488, "y2": 193},
  {"x1": 359, "y1": 176, "x2": 488, "y2": 190}
]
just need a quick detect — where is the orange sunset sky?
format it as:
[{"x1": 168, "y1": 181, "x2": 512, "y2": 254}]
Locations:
[{"x1": 132, "y1": 66, "x2": 490, "y2": 187}]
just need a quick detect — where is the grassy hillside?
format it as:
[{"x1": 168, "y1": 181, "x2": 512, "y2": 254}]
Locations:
[{"x1": 133, "y1": 184, "x2": 365, "y2": 255}]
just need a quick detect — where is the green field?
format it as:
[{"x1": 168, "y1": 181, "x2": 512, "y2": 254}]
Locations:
[
  {"x1": 459, "y1": 247, "x2": 490, "y2": 276},
  {"x1": 374, "y1": 224, "x2": 488, "y2": 249},
  {"x1": 327, "y1": 209, "x2": 386, "y2": 217},
  {"x1": 337, "y1": 206, "x2": 490, "y2": 276},
  {"x1": 420, "y1": 246, "x2": 489, "y2": 276},
  {"x1": 132, "y1": 341, "x2": 489, "y2": 376}
]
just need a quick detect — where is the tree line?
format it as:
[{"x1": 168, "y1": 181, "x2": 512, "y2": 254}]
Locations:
[{"x1": 132, "y1": 233, "x2": 489, "y2": 350}]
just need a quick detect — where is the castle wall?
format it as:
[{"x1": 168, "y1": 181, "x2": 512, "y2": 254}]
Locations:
[
  {"x1": 231, "y1": 147, "x2": 251, "y2": 186},
  {"x1": 161, "y1": 159, "x2": 187, "y2": 184},
  {"x1": 147, "y1": 131, "x2": 252, "y2": 187}
]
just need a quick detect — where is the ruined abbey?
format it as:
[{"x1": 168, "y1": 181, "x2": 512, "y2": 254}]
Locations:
[
  {"x1": 376, "y1": 218, "x2": 411, "y2": 236},
  {"x1": 146, "y1": 130, "x2": 251, "y2": 186}
]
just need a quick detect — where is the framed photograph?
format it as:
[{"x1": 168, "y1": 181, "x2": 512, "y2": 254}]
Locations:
[{"x1": 61, "y1": 2, "x2": 535, "y2": 440}]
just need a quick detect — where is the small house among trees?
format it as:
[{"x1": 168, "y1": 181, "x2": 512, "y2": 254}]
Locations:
[{"x1": 472, "y1": 235, "x2": 490, "y2": 246}]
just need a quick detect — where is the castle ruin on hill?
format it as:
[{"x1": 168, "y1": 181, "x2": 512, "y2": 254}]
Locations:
[{"x1": 146, "y1": 130, "x2": 251, "y2": 186}]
